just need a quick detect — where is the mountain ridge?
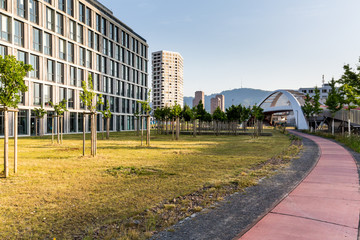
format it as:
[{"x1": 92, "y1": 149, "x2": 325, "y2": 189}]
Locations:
[{"x1": 184, "y1": 88, "x2": 272, "y2": 112}]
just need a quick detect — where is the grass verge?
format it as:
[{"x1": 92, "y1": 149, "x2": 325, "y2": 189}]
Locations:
[{"x1": 0, "y1": 130, "x2": 300, "y2": 239}]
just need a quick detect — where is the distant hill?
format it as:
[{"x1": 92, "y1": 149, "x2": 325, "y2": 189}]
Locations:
[{"x1": 184, "y1": 88, "x2": 272, "y2": 112}]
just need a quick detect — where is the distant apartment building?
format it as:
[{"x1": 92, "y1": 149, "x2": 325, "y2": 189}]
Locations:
[
  {"x1": 152, "y1": 50, "x2": 183, "y2": 109},
  {"x1": 0, "y1": 0, "x2": 149, "y2": 136},
  {"x1": 299, "y1": 82, "x2": 332, "y2": 104},
  {"x1": 193, "y1": 91, "x2": 204, "y2": 108},
  {"x1": 210, "y1": 95, "x2": 225, "y2": 113}
]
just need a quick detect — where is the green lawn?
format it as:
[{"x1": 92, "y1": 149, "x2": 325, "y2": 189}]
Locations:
[{"x1": 0, "y1": 130, "x2": 295, "y2": 239}]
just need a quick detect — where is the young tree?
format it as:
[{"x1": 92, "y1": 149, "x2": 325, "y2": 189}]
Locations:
[
  {"x1": 133, "y1": 109, "x2": 141, "y2": 136},
  {"x1": 139, "y1": 90, "x2": 152, "y2": 146},
  {"x1": 182, "y1": 104, "x2": 193, "y2": 132},
  {"x1": 100, "y1": 100, "x2": 112, "y2": 140},
  {"x1": 337, "y1": 62, "x2": 360, "y2": 136},
  {"x1": 0, "y1": 55, "x2": 32, "y2": 177},
  {"x1": 33, "y1": 105, "x2": 47, "y2": 137},
  {"x1": 171, "y1": 103, "x2": 182, "y2": 140},
  {"x1": 302, "y1": 94, "x2": 314, "y2": 131},
  {"x1": 251, "y1": 104, "x2": 264, "y2": 137},
  {"x1": 325, "y1": 79, "x2": 343, "y2": 135},
  {"x1": 163, "y1": 106, "x2": 171, "y2": 135},
  {"x1": 312, "y1": 87, "x2": 323, "y2": 131},
  {"x1": 240, "y1": 105, "x2": 251, "y2": 131},
  {"x1": 153, "y1": 108, "x2": 163, "y2": 134},
  {"x1": 212, "y1": 107, "x2": 226, "y2": 135},
  {"x1": 195, "y1": 100, "x2": 206, "y2": 134},
  {"x1": 50, "y1": 99, "x2": 68, "y2": 144},
  {"x1": 80, "y1": 74, "x2": 103, "y2": 156}
]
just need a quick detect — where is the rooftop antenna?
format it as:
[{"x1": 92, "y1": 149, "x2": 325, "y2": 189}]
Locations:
[{"x1": 322, "y1": 75, "x2": 325, "y2": 85}]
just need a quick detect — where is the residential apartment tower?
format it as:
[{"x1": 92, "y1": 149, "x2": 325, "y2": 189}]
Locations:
[{"x1": 152, "y1": 50, "x2": 183, "y2": 109}]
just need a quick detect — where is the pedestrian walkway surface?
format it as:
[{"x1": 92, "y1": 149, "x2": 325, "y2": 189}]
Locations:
[{"x1": 238, "y1": 132, "x2": 360, "y2": 240}]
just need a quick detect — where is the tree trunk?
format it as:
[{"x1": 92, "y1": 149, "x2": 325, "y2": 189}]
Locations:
[
  {"x1": 172, "y1": 118, "x2": 175, "y2": 140},
  {"x1": 14, "y1": 111, "x2": 18, "y2": 174},
  {"x1": 102, "y1": 117, "x2": 104, "y2": 140},
  {"x1": 166, "y1": 120, "x2": 169, "y2": 135},
  {"x1": 35, "y1": 117, "x2": 38, "y2": 136},
  {"x1": 4, "y1": 110, "x2": 8, "y2": 178},
  {"x1": 52, "y1": 117, "x2": 54, "y2": 144},
  {"x1": 348, "y1": 112, "x2": 351, "y2": 137},
  {"x1": 332, "y1": 118, "x2": 335, "y2": 135},
  {"x1": 106, "y1": 117, "x2": 110, "y2": 140},
  {"x1": 83, "y1": 114, "x2": 86, "y2": 156},
  {"x1": 141, "y1": 116, "x2": 144, "y2": 146},
  {"x1": 193, "y1": 119, "x2": 197, "y2": 137},
  {"x1": 146, "y1": 115, "x2": 150, "y2": 146},
  {"x1": 94, "y1": 113, "x2": 97, "y2": 156},
  {"x1": 90, "y1": 114, "x2": 93, "y2": 156},
  {"x1": 57, "y1": 116, "x2": 60, "y2": 144},
  {"x1": 176, "y1": 117, "x2": 180, "y2": 140},
  {"x1": 60, "y1": 116, "x2": 63, "y2": 144}
]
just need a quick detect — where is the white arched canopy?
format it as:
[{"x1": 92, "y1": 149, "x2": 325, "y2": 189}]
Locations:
[{"x1": 258, "y1": 90, "x2": 309, "y2": 130}]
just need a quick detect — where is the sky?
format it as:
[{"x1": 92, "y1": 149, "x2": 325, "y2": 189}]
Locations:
[{"x1": 100, "y1": 0, "x2": 360, "y2": 96}]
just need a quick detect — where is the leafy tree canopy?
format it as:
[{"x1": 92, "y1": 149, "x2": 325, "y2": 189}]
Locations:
[
  {"x1": 325, "y1": 78, "x2": 343, "y2": 116},
  {"x1": 80, "y1": 74, "x2": 103, "y2": 113},
  {"x1": 34, "y1": 105, "x2": 47, "y2": 118},
  {"x1": 0, "y1": 55, "x2": 32, "y2": 108},
  {"x1": 50, "y1": 99, "x2": 68, "y2": 116}
]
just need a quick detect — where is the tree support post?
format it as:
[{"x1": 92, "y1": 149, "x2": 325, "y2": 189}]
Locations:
[
  {"x1": 14, "y1": 111, "x2": 18, "y2": 174},
  {"x1": 4, "y1": 109, "x2": 8, "y2": 178},
  {"x1": 83, "y1": 114, "x2": 86, "y2": 156}
]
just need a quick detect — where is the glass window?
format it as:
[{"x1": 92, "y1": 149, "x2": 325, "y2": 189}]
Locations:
[
  {"x1": 59, "y1": 38, "x2": 66, "y2": 60},
  {"x1": 33, "y1": 28, "x2": 42, "y2": 52},
  {"x1": 109, "y1": 23, "x2": 113, "y2": 39},
  {"x1": 86, "y1": 50, "x2": 92, "y2": 68},
  {"x1": 70, "y1": 66, "x2": 76, "y2": 85},
  {"x1": 88, "y1": 30, "x2": 93, "y2": 48},
  {"x1": 69, "y1": 112, "x2": 76, "y2": 132},
  {"x1": 18, "y1": 110, "x2": 28, "y2": 135},
  {"x1": 58, "y1": 0, "x2": 65, "y2": 11},
  {"x1": 56, "y1": 13, "x2": 63, "y2": 35},
  {"x1": 44, "y1": 0, "x2": 51, "y2": 3},
  {"x1": 79, "y1": 3, "x2": 85, "y2": 23},
  {"x1": 46, "y1": 7, "x2": 54, "y2": 31},
  {"x1": 46, "y1": 111, "x2": 55, "y2": 134},
  {"x1": 29, "y1": 54, "x2": 39, "y2": 78},
  {"x1": 44, "y1": 33, "x2": 52, "y2": 56},
  {"x1": 68, "y1": 89, "x2": 74, "y2": 108},
  {"x1": 114, "y1": 26, "x2": 118, "y2": 42},
  {"x1": 85, "y1": 7, "x2": 91, "y2": 26},
  {"x1": 14, "y1": 20, "x2": 24, "y2": 47},
  {"x1": 77, "y1": 24, "x2": 83, "y2": 44},
  {"x1": 77, "y1": 68, "x2": 83, "y2": 87},
  {"x1": 78, "y1": 113, "x2": 84, "y2": 132},
  {"x1": 29, "y1": 0, "x2": 38, "y2": 24},
  {"x1": 0, "y1": 14, "x2": 10, "y2": 42},
  {"x1": 94, "y1": 33, "x2": 99, "y2": 51},
  {"x1": 44, "y1": 85, "x2": 52, "y2": 106},
  {"x1": 96, "y1": 54, "x2": 101, "y2": 72},
  {"x1": 69, "y1": 20, "x2": 76, "y2": 40},
  {"x1": 101, "y1": 56, "x2": 106, "y2": 73},
  {"x1": 108, "y1": 41, "x2": 113, "y2": 58},
  {"x1": 79, "y1": 47, "x2": 85, "y2": 66},
  {"x1": 0, "y1": 0, "x2": 6, "y2": 10},
  {"x1": 96, "y1": 14, "x2": 101, "y2": 32},
  {"x1": 67, "y1": 0, "x2": 73, "y2": 16},
  {"x1": 17, "y1": 50, "x2": 26, "y2": 63},
  {"x1": 59, "y1": 87, "x2": 66, "y2": 101},
  {"x1": 67, "y1": 42, "x2": 74, "y2": 62},
  {"x1": 57, "y1": 62, "x2": 64, "y2": 84},
  {"x1": 47, "y1": 59, "x2": 54, "y2": 81},
  {"x1": 102, "y1": 38, "x2": 108, "y2": 55},
  {"x1": 33, "y1": 83, "x2": 41, "y2": 105},
  {"x1": 101, "y1": 17, "x2": 106, "y2": 35},
  {"x1": 17, "y1": 0, "x2": 25, "y2": 18}
]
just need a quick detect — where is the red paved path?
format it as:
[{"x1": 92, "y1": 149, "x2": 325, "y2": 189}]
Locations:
[{"x1": 238, "y1": 132, "x2": 360, "y2": 240}]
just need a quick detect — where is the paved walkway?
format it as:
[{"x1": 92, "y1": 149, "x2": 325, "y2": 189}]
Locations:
[{"x1": 238, "y1": 132, "x2": 360, "y2": 240}]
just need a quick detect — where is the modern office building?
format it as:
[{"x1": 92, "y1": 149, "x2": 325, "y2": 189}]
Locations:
[
  {"x1": 210, "y1": 95, "x2": 225, "y2": 113},
  {"x1": 152, "y1": 50, "x2": 183, "y2": 109},
  {"x1": 0, "y1": 0, "x2": 149, "y2": 136},
  {"x1": 193, "y1": 91, "x2": 204, "y2": 108}
]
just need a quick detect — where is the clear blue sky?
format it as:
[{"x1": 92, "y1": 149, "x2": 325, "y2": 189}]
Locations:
[{"x1": 100, "y1": 0, "x2": 360, "y2": 96}]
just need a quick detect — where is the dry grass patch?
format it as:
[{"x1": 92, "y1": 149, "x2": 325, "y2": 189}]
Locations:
[{"x1": 0, "y1": 130, "x2": 298, "y2": 239}]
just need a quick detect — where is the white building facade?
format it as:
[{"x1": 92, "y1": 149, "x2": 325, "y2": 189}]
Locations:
[{"x1": 0, "y1": 0, "x2": 149, "y2": 136}]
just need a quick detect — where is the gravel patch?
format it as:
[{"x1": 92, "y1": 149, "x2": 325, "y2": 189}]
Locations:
[{"x1": 152, "y1": 136, "x2": 320, "y2": 240}]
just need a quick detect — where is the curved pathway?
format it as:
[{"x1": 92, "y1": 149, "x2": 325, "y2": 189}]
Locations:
[{"x1": 238, "y1": 132, "x2": 360, "y2": 240}]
